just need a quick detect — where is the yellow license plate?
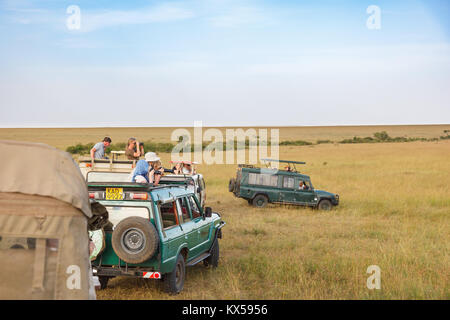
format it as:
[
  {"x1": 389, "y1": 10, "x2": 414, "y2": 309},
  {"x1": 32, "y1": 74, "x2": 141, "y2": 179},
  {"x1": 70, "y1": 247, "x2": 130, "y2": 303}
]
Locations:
[{"x1": 105, "y1": 188, "x2": 124, "y2": 200}]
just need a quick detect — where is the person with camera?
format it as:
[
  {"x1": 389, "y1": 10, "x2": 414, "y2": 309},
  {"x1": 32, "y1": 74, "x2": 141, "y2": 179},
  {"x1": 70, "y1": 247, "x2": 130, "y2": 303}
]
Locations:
[
  {"x1": 146, "y1": 152, "x2": 164, "y2": 185},
  {"x1": 130, "y1": 152, "x2": 165, "y2": 184},
  {"x1": 125, "y1": 137, "x2": 145, "y2": 161}
]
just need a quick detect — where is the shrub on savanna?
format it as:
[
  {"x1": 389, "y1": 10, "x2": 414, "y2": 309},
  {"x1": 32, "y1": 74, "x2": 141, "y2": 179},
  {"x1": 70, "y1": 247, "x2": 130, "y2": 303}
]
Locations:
[
  {"x1": 440, "y1": 130, "x2": 450, "y2": 140},
  {"x1": 316, "y1": 140, "x2": 333, "y2": 144},
  {"x1": 106, "y1": 141, "x2": 175, "y2": 154},
  {"x1": 66, "y1": 141, "x2": 175, "y2": 155},
  {"x1": 65, "y1": 138, "x2": 269, "y2": 156},
  {"x1": 65, "y1": 130, "x2": 450, "y2": 156},
  {"x1": 340, "y1": 136, "x2": 376, "y2": 144},
  {"x1": 280, "y1": 140, "x2": 313, "y2": 146},
  {"x1": 339, "y1": 131, "x2": 441, "y2": 144},
  {"x1": 66, "y1": 142, "x2": 95, "y2": 155}
]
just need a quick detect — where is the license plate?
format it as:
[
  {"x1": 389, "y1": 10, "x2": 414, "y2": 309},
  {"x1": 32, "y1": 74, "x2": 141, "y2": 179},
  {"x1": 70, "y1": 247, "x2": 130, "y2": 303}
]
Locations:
[{"x1": 105, "y1": 188, "x2": 124, "y2": 200}]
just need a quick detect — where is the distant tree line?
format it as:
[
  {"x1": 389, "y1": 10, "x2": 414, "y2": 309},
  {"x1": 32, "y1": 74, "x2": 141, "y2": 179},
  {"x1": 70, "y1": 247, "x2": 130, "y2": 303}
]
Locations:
[{"x1": 66, "y1": 130, "x2": 450, "y2": 155}]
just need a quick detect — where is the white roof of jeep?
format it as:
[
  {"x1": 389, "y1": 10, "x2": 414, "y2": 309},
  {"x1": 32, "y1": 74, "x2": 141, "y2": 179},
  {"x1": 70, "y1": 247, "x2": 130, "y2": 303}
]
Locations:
[{"x1": 86, "y1": 171, "x2": 200, "y2": 183}]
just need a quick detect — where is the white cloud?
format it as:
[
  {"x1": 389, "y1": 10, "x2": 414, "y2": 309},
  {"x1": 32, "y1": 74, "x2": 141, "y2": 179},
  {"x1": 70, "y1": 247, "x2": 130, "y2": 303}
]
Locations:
[
  {"x1": 207, "y1": 6, "x2": 274, "y2": 28},
  {"x1": 78, "y1": 4, "x2": 195, "y2": 32},
  {"x1": 1, "y1": 2, "x2": 195, "y2": 32}
]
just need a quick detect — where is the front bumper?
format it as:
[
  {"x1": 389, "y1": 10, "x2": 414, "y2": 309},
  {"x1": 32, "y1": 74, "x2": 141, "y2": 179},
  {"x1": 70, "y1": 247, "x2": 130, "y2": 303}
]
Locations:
[{"x1": 332, "y1": 195, "x2": 340, "y2": 205}]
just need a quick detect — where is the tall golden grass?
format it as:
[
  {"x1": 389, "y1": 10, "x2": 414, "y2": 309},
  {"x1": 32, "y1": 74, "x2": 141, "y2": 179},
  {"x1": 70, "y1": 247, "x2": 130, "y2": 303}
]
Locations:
[
  {"x1": 97, "y1": 140, "x2": 449, "y2": 299},
  {"x1": 1, "y1": 126, "x2": 448, "y2": 299}
]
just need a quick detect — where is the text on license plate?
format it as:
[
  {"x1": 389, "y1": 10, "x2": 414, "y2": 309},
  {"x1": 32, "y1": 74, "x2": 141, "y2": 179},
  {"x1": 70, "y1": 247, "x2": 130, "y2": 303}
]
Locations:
[{"x1": 105, "y1": 188, "x2": 124, "y2": 200}]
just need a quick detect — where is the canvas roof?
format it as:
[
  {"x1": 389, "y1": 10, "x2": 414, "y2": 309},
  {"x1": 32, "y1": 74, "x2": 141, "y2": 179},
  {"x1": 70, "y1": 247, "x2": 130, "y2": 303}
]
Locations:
[{"x1": 0, "y1": 140, "x2": 92, "y2": 218}]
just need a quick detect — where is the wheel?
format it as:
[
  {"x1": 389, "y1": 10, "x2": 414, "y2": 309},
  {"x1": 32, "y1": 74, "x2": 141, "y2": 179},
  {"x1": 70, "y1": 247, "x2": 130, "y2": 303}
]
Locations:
[
  {"x1": 228, "y1": 178, "x2": 236, "y2": 192},
  {"x1": 252, "y1": 194, "x2": 268, "y2": 208},
  {"x1": 204, "y1": 240, "x2": 219, "y2": 268},
  {"x1": 318, "y1": 199, "x2": 332, "y2": 211},
  {"x1": 111, "y1": 217, "x2": 159, "y2": 264},
  {"x1": 98, "y1": 276, "x2": 110, "y2": 290},
  {"x1": 163, "y1": 254, "x2": 185, "y2": 294}
]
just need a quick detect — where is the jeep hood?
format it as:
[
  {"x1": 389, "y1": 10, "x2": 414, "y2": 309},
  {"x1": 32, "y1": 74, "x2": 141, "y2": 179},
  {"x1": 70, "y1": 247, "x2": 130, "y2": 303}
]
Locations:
[{"x1": 315, "y1": 189, "x2": 336, "y2": 198}]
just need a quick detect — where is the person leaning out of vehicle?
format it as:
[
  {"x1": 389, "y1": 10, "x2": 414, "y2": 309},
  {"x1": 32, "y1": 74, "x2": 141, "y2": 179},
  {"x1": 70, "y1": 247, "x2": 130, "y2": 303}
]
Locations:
[
  {"x1": 131, "y1": 152, "x2": 164, "y2": 185},
  {"x1": 125, "y1": 137, "x2": 145, "y2": 161},
  {"x1": 147, "y1": 152, "x2": 164, "y2": 185},
  {"x1": 131, "y1": 158, "x2": 149, "y2": 183},
  {"x1": 173, "y1": 162, "x2": 195, "y2": 175},
  {"x1": 90, "y1": 137, "x2": 112, "y2": 161},
  {"x1": 299, "y1": 180, "x2": 309, "y2": 190}
]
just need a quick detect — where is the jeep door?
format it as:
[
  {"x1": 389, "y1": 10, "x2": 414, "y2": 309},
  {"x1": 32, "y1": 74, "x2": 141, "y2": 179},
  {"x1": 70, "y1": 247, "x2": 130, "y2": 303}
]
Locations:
[
  {"x1": 278, "y1": 176, "x2": 296, "y2": 203},
  {"x1": 157, "y1": 200, "x2": 185, "y2": 263},
  {"x1": 294, "y1": 179, "x2": 316, "y2": 206},
  {"x1": 188, "y1": 195, "x2": 212, "y2": 254},
  {"x1": 176, "y1": 196, "x2": 199, "y2": 259}
]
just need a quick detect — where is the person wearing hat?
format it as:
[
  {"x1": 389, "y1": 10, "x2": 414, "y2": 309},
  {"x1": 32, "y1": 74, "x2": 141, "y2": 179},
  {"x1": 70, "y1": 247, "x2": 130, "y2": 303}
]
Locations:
[
  {"x1": 131, "y1": 158, "x2": 150, "y2": 183},
  {"x1": 130, "y1": 152, "x2": 164, "y2": 184},
  {"x1": 146, "y1": 152, "x2": 164, "y2": 185}
]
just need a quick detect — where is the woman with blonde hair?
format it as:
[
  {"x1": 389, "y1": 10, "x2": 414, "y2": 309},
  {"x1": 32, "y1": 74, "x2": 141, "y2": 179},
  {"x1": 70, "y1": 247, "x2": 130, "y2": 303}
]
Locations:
[
  {"x1": 125, "y1": 137, "x2": 145, "y2": 160},
  {"x1": 146, "y1": 153, "x2": 164, "y2": 185}
]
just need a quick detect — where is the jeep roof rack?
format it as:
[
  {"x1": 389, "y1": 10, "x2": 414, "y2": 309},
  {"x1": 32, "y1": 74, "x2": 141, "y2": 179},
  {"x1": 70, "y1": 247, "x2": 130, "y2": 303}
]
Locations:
[
  {"x1": 260, "y1": 158, "x2": 306, "y2": 173},
  {"x1": 260, "y1": 158, "x2": 306, "y2": 165}
]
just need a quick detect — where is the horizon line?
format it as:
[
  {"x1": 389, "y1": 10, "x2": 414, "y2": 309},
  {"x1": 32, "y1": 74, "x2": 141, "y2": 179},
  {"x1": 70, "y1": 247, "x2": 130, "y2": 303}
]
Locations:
[{"x1": 0, "y1": 123, "x2": 449, "y2": 129}]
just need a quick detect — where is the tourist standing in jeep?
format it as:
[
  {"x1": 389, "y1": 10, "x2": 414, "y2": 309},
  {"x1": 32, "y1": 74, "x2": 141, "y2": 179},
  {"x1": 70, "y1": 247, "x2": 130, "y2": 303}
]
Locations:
[
  {"x1": 125, "y1": 137, "x2": 145, "y2": 160},
  {"x1": 90, "y1": 137, "x2": 112, "y2": 160}
]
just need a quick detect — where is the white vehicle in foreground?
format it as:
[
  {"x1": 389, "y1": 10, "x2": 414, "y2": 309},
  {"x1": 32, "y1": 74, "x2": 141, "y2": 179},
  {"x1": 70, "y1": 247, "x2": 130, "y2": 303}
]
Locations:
[{"x1": 78, "y1": 158, "x2": 206, "y2": 208}]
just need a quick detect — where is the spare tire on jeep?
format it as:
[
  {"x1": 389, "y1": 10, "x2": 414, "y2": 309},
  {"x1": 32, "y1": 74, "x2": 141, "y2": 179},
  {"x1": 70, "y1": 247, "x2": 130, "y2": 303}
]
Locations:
[
  {"x1": 228, "y1": 178, "x2": 236, "y2": 192},
  {"x1": 111, "y1": 217, "x2": 159, "y2": 264}
]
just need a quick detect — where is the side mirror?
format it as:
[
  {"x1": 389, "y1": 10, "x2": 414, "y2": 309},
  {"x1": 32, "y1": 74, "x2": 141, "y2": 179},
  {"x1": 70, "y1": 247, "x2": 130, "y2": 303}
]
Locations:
[{"x1": 204, "y1": 207, "x2": 212, "y2": 218}]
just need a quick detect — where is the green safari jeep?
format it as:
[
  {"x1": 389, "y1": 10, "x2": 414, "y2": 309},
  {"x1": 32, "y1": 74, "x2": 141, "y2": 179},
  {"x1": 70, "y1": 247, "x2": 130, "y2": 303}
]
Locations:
[
  {"x1": 228, "y1": 159, "x2": 339, "y2": 210},
  {"x1": 87, "y1": 181, "x2": 225, "y2": 294}
]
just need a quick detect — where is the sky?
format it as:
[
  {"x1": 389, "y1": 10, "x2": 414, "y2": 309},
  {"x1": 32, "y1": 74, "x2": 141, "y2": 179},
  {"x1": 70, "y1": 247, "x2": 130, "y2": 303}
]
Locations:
[{"x1": 0, "y1": 0, "x2": 449, "y2": 127}]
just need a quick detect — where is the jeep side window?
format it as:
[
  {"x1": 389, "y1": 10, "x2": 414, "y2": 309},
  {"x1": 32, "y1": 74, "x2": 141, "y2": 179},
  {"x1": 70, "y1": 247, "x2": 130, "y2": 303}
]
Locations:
[
  {"x1": 177, "y1": 197, "x2": 191, "y2": 223},
  {"x1": 188, "y1": 196, "x2": 201, "y2": 218},
  {"x1": 283, "y1": 176, "x2": 295, "y2": 189},
  {"x1": 305, "y1": 180, "x2": 312, "y2": 190},
  {"x1": 248, "y1": 173, "x2": 278, "y2": 187},
  {"x1": 298, "y1": 180, "x2": 311, "y2": 191},
  {"x1": 159, "y1": 201, "x2": 179, "y2": 229}
]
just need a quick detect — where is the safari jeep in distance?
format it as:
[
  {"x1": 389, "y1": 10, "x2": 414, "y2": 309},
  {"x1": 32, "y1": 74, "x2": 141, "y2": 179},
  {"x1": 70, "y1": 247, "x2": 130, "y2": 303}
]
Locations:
[
  {"x1": 229, "y1": 159, "x2": 339, "y2": 210},
  {"x1": 87, "y1": 181, "x2": 225, "y2": 294}
]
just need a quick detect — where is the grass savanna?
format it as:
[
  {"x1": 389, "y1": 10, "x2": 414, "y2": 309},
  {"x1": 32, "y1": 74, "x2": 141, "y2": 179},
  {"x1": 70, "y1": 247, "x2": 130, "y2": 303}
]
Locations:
[
  {"x1": 61, "y1": 128, "x2": 450, "y2": 156},
  {"x1": 93, "y1": 140, "x2": 449, "y2": 300},
  {"x1": 0, "y1": 126, "x2": 448, "y2": 299},
  {"x1": 1, "y1": 124, "x2": 449, "y2": 149}
]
